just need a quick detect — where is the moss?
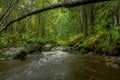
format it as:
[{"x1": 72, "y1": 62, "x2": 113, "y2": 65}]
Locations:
[{"x1": 69, "y1": 26, "x2": 120, "y2": 56}]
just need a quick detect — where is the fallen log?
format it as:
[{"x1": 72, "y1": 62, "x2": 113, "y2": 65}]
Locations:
[{"x1": 0, "y1": 0, "x2": 110, "y2": 33}]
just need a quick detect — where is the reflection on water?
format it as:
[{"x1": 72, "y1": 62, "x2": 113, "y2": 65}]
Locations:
[{"x1": 0, "y1": 48, "x2": 120, "y2": 80}]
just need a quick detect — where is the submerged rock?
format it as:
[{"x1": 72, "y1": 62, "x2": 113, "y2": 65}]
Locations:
[{"x1": 111, "y1": 60, "x2": 120, "y2": 68}]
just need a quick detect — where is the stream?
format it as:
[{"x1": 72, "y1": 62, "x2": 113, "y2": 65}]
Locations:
[{"x1": 0, "y1": 46, "x2": 120, "y2": 80}]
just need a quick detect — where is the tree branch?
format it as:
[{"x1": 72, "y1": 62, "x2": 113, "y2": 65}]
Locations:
[
  {"x1": 0, "y1": 0, "x2": 110, "y2": 33},
  {"x1": 0, "y1": 0, "x2": 19, "y2": 22}
]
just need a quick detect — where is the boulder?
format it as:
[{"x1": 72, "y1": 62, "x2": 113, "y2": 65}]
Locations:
[
  {"x1": 2, "y1": 47, "x2": 27, "y2": 60},
  {"x1": 1, "y1": 43, "x2": 44, "y2": 60},
  {"x1": 111, "y1": 60, "x2": 120, "y2": 68},
  {"x1": 25, "y1": 43, "x2": 42, "y2": 53},
  {"x1": 14, "y1": 50, "x2": 27, "y2": 59},
  {"x1": 42, "y1": 44, "x2": 53, "y2": 51}
]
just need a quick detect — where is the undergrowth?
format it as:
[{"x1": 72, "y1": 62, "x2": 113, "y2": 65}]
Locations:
[{"x1": 70, "y1": 26, "x2": 120, "y2": 56}]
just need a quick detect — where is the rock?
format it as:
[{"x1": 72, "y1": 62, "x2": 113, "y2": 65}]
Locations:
[
  {"x1": 25, "y1": 44, "x2": 42, "y2": 53},
  {"x1": 51, "y1": 46, "x2": 72, "y2": 52},
  {"x1": 0, "y1": 43, "x2": 44, "y2": 60},
  {"x1": 2, "y1": 47, "x2": 27, "y2": 60},
  {"x1": 43, "y1": 44, "x2": 53, "y2": 51},
  {"x1": 14, "y1": 50, "x2": 27, "y2": 59},
  {"x1": 0, "y1": 58, "x2": 5, "y2": 60},
  {"x1": 112, "y1": 60, "x2": 120, "y2": 68}
]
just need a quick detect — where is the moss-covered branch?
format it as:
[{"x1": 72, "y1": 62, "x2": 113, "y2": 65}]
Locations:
[{"x1": 0, "y1": 0, "x2": 110, "y2": 33}]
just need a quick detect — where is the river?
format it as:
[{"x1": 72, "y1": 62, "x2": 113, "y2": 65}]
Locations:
[{"x1": 0, "y1": 46, "x2": 120, "y2": 80}]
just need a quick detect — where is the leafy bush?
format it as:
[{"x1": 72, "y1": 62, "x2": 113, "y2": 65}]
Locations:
[{"x1": 71, "y1": 26, "x2": 120, "y2": 55}]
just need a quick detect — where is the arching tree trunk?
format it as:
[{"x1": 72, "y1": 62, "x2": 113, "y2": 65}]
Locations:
[{"x1": 0, "y1": 0, "x2": 110, "y2": 33}]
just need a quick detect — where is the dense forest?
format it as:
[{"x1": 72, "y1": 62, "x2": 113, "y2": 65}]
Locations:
[
  {"x1": 0, "y1": 0, "x2": 120, "y2": 80},
  {"x1": 0, "y1": 0, "x2": 120, "y2": 56}
]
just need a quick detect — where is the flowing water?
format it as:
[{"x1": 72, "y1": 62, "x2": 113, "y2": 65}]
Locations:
[{"x1": 0, "y1": 46, "x2": 120, "y2": 80}]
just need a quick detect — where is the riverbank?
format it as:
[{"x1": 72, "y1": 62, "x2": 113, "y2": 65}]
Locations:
[
  {"x1": 0, "y1": 44, "x2": 120, "y2": 68},
  {"x1": 0, "y1": 43, "x2": 56, "y2": 60}
]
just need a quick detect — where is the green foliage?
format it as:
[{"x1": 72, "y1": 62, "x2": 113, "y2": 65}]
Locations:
[
  {"x1": 0, "y1": 49, "x2": 5, "y2": 57},
  {"x1": 22, "y1": 33, "x2": 57, "y2": 44},
  {"x1": 74, "y1": 25, "x2": 120, "y2": 55},
  {"x1": 0, "y1": 0, "x2": 120, "y2": 56}
]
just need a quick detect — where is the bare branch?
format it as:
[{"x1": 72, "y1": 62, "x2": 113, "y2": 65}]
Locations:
[{"x1": 0, "y1": 0, "x2": 19, "y2": 22}]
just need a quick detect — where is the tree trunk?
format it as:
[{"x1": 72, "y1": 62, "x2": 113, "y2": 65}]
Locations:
[
  {"x1": 90, "y1": 4, "x2": 95, "y2": 29},
  {"x1": 0, "y1": 0, "x2": 110, "y2": 33},
  {"x1": 83, "y1": 5, "x2": 88, "y2": 37}
]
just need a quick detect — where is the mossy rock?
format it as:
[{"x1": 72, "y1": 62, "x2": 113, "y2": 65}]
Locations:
[
  {"x1": 26, "y1": 43, "x2": 42, "y2": 53},
  {"x1": 42, "y1": 44, "x2": 54, "y2": 51},
  {"x1": 14, "y1": 50, "x2": 27, "y2": 59}
]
